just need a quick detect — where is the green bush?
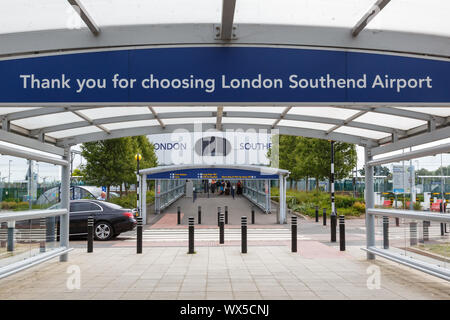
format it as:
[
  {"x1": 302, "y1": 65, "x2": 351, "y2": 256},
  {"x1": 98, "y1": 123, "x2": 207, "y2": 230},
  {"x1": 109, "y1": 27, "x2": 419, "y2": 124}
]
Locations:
[
  {"x1": 109, "y1": 190, "x2": 155, "y2": 209},
  {"x1": 271, "y1": 188, "x2": 365, "y2": 217}
]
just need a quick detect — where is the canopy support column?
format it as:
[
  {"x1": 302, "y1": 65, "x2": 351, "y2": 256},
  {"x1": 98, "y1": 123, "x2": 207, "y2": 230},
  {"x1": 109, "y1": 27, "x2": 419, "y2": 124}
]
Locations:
[
  {"x1": 365, "y1": 147, "x2": 376, "y2": 260},
  {"x1": 141, "y1": 177, "x2": 147, "y2": 224},
  {"x1": 59, "y1": 147, "x2": 71, "y2": 262}
]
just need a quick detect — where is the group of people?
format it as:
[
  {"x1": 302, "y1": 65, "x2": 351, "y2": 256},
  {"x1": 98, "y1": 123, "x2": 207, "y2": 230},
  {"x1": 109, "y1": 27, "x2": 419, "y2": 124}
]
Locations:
[{"x1": 203, "y1": 180, "x2": 243, "y2": 198}]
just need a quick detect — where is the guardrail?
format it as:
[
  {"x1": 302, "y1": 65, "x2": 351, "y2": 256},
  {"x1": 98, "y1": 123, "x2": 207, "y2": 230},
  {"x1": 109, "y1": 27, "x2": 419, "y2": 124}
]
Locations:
[
  {"x1": 366, "y1": 207, "x2": 449, "y2": 281},
  {"x1": 0, "y1": 208, "x2": 71, "y2": 279}
]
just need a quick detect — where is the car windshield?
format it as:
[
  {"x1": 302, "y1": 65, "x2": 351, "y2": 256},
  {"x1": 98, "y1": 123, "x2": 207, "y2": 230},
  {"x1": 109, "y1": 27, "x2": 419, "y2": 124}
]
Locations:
[{"x1": 101, "y1": 202, "x2": 123, "y2": 210}]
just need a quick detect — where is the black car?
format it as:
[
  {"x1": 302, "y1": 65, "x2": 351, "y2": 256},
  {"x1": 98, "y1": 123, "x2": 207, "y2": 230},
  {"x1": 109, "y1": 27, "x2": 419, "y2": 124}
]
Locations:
[
  {"x1": 42, "y1": 200, "x2": 136, "y2": 240},
  {"x1": 67, "y1": 200, "x2": 137, "y2": 240}
]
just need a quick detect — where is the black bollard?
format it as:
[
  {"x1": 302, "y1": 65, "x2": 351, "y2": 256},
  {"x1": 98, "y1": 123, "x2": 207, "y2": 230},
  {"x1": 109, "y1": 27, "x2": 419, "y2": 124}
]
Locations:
[
  {"x1": 198, "y1": 206, "x2": 202, "y2": 225},
  {"x1": 217, "y1": 207, "x2": 221, "y2": 227},
  {"x1": 251, "y1": 207, "x2": 255, "y2": 224},
  {"x1": 188, "y1": 217, "x2": 195, "y2": 254},
  {"x1": 423, "y1": 221, "x2": 430, "y2": 242},
  {"x1": 177, "y1": 206, "x2": 181, "y2": 225},
  {"x1": 219, "y1": 213, "x2": 225, "y2": 244},
  {"x1": 136, "y1": 217, "x2": 143, "y2": 254},
  {"x1": 291, "y1": 216, "x2": 298, "y2": 253},
  {"x1": 440, "y1": 222, "x2": 444, "y2": 236},
  {"x1": 395, "y1": 217, "x2": 400, "y2": 227},
  {"x1": 323, "y1": 208, "x2": 327, "y2": 226},
  {"x1": 339, "y1": 215, "x2": 345, "y2": 251},
  {"x1": 225, "y1": 206, "x2": 228, "y2": 225},
  {"x1": 87, "y1": 216, "x2": 94, "y2": 253},
  {"x1": 410, "y1": 222, "x2": 417, "y2": 246},
  {"x1": 383, "y1": 216, "x2": 389, "y2": 249},
  {"x1": 330, "y1": 214, "x2": 337, "y2": 242},
  {"x1": 241, "y1": 216, "x2": 247, "y2": 254},
  {"x1": 315, "y1": 206, "x2": 319, "y2": 223}
]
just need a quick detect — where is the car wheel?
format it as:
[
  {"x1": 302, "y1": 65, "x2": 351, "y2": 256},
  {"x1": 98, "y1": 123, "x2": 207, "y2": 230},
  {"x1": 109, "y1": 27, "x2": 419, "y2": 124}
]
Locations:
[{"x1": 94, "y1": 222, "x2": 113, "y2": 241}]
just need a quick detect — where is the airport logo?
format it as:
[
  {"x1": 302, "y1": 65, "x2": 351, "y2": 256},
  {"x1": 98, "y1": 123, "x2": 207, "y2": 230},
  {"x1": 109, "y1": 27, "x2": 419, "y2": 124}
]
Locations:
[{"x1": 194, "y1": 136, "x2": 232, "y2": 157}]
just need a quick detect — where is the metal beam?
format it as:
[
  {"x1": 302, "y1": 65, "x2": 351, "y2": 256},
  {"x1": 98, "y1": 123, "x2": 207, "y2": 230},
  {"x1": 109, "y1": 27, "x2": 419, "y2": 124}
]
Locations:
[
  {"x1": 326, "y1": 110, "x2": 368, "y2": 134},
  {"x1": 371, "y1": 125, "x2": 450, "y2": 156},
  {"x1": 1, "y1": 24, "x2": 450, "y2": 60},
  {"x1": 57, "y1": 123, "x2": 377, "y2": 147},
  {"x1": 339, "y1": 106, "x2": 444, "y2": 122},
  {"x1": 0, "y1": 143, "x2": 68, "y2": 166},
  {"x1": 71, "y1": 110, "x2": 110, "y2": 134},
  {"x1": 216, "y1": 106, "x2": 224, "y2": 130},
  {"x1": 351, "y1": 0, "x2": 391, "y2": 37},
  {"x1": 67, "y1": 0, "x2": 100, "y2": 36},
  {"x1": 272, "y1": 106, "x2": 292, "y2": 128},
  {"x1": 220, "y1": 0, "x2": 237, "y2": 40},
  {"x1": 148, "y1": 107, "x2": 165, "y2": 128},
  {"x1": 368, "y1": 142, "x2": 450, "y2": 167},
  {"x1": 0, "y1": 130, "x2": 65, "y2": 156}
]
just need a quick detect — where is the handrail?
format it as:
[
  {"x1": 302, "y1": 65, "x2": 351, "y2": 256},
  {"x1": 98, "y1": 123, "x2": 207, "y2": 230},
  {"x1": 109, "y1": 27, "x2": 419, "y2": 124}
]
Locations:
[
  {"x1": 367, "y1": 208, "x2": 450, "y2": 223},
  {"x1": 0, "y1": 209, "x2": 68, "y2": 223}
]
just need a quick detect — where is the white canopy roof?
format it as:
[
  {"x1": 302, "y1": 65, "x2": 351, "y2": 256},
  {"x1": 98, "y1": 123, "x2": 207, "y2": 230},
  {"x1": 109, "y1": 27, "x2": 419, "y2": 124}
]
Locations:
[
  {"x1": 0, "y1": 1, "x2": 448, "y2": 158},
  {"x1": 1, "y1": 0, "x2": 450, "y2": 37}
]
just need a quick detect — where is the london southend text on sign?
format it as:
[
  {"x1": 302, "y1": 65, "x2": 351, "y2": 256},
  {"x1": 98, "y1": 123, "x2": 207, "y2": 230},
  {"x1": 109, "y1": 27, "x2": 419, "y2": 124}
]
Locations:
[{"x1": 0, "y1": 46, "x2": 449, "y2": 104}]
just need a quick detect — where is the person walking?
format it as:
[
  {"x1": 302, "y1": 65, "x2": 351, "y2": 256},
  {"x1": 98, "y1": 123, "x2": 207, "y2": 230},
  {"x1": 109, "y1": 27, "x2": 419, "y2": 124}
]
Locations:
[{"x1": 231, "y1": 184, "x2": 235, "y2": 199}]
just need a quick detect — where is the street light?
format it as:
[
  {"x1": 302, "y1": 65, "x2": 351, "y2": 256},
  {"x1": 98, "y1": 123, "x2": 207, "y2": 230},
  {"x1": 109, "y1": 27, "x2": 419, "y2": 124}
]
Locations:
[{"x1": 135, "y1": 153, "x2": 142, "y2": 174}]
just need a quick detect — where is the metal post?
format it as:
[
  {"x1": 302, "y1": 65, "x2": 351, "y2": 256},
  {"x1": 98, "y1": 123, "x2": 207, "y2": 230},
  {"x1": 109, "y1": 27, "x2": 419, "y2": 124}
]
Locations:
[
  {"x1": 225, "y1": 206, "x2": 228, "y2": 224},
  {"x1": 331, "y1": 214, "x2": 337, "y2": 242},
  {"x1": 136, "y1": 217, "x2": 143, "y2": 254},
  {"x1": 60, "y1": 147, "x2": 71, "y2": 262},
  {"x1": 339, "y1": 215, "x2": 345, "y2": 251},
  {"x1": 241, "y1": 216, "x2": 247, "y2": 254},
  {"x1": 188, "y1": 217, "x2": 195, "y2": 254},
  {"x1": 365, "y1": 147, "x2": 376, "y2": 260},
  {"x1": 39, "y1": 218, "x2": 46, "y2": 253},
  {"x1": 330, "y1": 141, "x2": 336, "y2": 217},
  {"x1": 410, "y1": 221, "x2": 417, "y2": 246},
  {"x1": 383, "y1": 216, "x2": 389, "y2": 249},
  {"x1": 219, "y1": 213, "x2": 225, "y2": 244},
  {"x1": 291, "y1": 216, "x2": 297, "y2": 253},
  {"x1": 315, "y1": 206, "x2": 319, "y2": 222},
  {"x1": 323, "y1": 208, "x2": 327, "y2": 226},
  {"x1": 395, "y1": 217, "x2": 400, "y2": 227},
  {"x1": 141, "y1": 178, "x2": 147, "y2": 225},
  {"x1": 198, "y1": 206, "x2": 202, "y2": 225},
  {"x1": 251, "y1": 207, "x2": 255, "y2": 224},
  {"x1": 177, "y1": 206, "x2": 181, "y2": 225},
  {"x1": 87, "y1": 216, "x2": 94, "y2": 253}
]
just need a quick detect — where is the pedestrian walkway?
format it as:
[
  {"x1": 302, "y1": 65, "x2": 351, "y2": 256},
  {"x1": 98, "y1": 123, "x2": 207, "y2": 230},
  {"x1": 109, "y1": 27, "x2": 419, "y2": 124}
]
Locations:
[
  {"x1": 0, "y1": 245, "x2": 448, "y2": 300},
  {"x1": 152, "y1": 195, "x2": 279, "y2": 226}
]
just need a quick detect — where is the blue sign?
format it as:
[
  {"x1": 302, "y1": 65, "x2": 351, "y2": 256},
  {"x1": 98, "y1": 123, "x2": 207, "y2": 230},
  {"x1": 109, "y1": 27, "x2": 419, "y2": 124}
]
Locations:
[
  {"x1": 146, "y1": 168, "x2": 279, "y2": 180},
  {"x1": 101, "y1": 186, "x2": 107, "y2": 192},
  {"x1": 0, "y1": 46, "x2": 449, "y2": 103}
]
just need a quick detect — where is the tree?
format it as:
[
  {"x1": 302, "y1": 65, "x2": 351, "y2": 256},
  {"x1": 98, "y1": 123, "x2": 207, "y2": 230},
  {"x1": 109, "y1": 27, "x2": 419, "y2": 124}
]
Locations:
[
  {"x1": 81, "y1": 136, "x2": 158, "y2": 199},
  {"x1": 272, "y1": 135, "x2": 357, "y2": 192}
]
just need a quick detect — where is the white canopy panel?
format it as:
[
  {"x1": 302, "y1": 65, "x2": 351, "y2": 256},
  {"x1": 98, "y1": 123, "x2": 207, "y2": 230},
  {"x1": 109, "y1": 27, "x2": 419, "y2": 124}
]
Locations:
[
  {"x1": 0, "y1": 106, "x2": 447, "y2": 153},
  {"x1": 1, "y1": 0, "x2": 450, "y2": 37}
]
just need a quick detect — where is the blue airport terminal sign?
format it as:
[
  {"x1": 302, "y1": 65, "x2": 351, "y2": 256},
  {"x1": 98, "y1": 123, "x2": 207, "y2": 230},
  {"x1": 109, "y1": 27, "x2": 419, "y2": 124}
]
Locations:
[
  {"x1": 146, "y1": 168, "x2": 279, "y2": 180},
  {"x1": 0, "y1": 46, "x2": 449, "y2": 103}
]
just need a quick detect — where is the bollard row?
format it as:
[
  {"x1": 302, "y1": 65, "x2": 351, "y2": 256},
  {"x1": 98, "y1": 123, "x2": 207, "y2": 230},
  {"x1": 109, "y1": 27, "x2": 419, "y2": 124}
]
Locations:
[{"x1": 291, "y1": 216, "x2": 297, "y2": 253}]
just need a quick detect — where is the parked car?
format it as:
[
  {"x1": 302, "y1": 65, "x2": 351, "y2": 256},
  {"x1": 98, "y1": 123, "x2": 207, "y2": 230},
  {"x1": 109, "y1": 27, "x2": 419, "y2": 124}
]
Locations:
[{"x1": 45, "y1": 200, "x2": 136, "y2": 240}]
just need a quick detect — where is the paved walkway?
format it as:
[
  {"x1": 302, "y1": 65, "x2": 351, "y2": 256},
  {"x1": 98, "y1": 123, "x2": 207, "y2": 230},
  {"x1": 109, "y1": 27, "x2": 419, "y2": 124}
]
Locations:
[
  {"x1": 154, "y1": 195, "x2": 279, "y2": 226},
  {"x1": 0, "y1": 245, "x2": 448, "y2": 300}
]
